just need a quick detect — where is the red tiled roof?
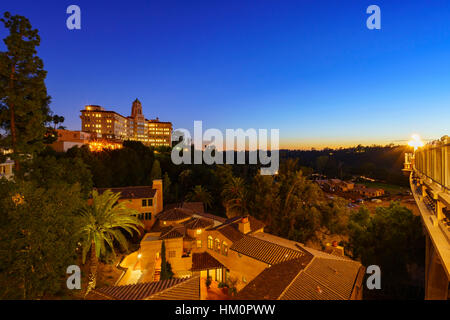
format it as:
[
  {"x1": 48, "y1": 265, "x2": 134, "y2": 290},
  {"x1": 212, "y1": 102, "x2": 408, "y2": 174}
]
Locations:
[
  {"x1": 95, "y1": 186, "x2": 156, "y2": 199},
  {"x1": 147, "y1": 276, "x2": 200, "y2": 300},
  {"x1": 195, "y1": 212, "x2": 227, "y2": 223},
  {"x1": 181, "y1": 202, "x2": 205, "y2": 213},
  {"x1": 234, "y1": 240, "x2": 364, "y2": 300},
  {"x1": 230, "y1": 235, "x2": 309, "y2": 265},
  {"x1": 280, "y1": 258, "x2": 363, "y2": 300},
  {"x1": 219, "y1": 215, "x2": 265, "y2": 233},
  {"x1": 191, "y1": 252, "x2": 225, "y2": 271},
  {"x1": 234, "y1": 257, "x2": 313, "y2": 300},
  {"x1": 216, "y1": 225, "x2": 244, "y2": 243},
  {"x1": 92, "y1": 278, "x2": 188, "y2": 300},
  {"x1": 183, "y1": 218, "x2": 214, "y2": 230},
  {"x1": 159, "y1": 228, "x2": 184, "y2": 240},
  {"x1": 156, "y1": 208, "x2": 192, "y2": 221}
]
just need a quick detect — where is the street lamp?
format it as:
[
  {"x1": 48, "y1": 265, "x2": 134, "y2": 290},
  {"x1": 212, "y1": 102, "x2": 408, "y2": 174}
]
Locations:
[{"x1": 408, "y1": 134, "x2": 424, "y2": 151}]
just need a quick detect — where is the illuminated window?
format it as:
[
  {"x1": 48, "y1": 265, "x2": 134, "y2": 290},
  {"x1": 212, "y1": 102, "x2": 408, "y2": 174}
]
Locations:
[
  {"x1": 196, "y1": 239, "x2": 202, "y2": 248},
  {"x1": 207, "y1": 236, "x2": 213, "y2": 249},
  {"x1": 222, "y1": 242, "x2": 228, "y2": 256},
  {"x1": 214, "y1": 238, "x2": 221, "y2": 252}
]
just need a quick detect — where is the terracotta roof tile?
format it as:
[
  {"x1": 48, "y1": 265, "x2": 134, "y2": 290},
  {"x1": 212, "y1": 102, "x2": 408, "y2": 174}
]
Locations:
[
  {"x1": 159, "y1": 228, "x2": 184, "y2": 240},
  {"x1": 95, "y1": 186, "x2": 156, "y2": 199},
  {"x1": 156, "y1": 208, "x2": 192, "y2": 221},
  {"x1": 147, "y1": 276, "x2": 200, "y2": 300},
  {"x1": 191, "y1": 252, "x2": 225, "y2": 271},
  {"x1": 234, "y1": 257, "x2": 313, "y2": 300},
  {"x1": 230, "y1": 235, "x2": 308, "y2": 265},
  {"x1": 282, "y1": 257, "x2": 362, "y2": 300},
  {"x1": 92, "y1": 278, "x2": 187, "y2": 300},
  {"x1": 217, "y1": 225, "x2": 244, "y2": 243},
  {"x1": 183, "y1": 218, "x2": 214, "y2": 230}
]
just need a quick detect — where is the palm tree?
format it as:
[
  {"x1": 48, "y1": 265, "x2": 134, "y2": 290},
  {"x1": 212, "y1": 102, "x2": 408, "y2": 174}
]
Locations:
[
  {"x1": 78, "y1": 189, "x2": 144, "y2": 297},
  {"x1": 186, "y1": 185, "x2": 213, "y2": 211},
  {"x1": 221, "y1": 177, "x2": 248, "y2": 218}
]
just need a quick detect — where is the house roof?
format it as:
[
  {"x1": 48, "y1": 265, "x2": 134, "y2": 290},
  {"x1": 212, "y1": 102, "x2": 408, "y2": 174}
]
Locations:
[
  {"x1": 280, "y1": 257, "x2": 364, "y2": 300},
  {"x1": 191, "y1": 252, "x2": 225, "y2": 271},
  {"x1": 164, "y1": 202, "x2": 227, "y2": 223},
  {"x1": 216, "y1": 225, "x2": 244, "y2": 243},
  {"x1": 183, "y1": 217, "x2": 214, "y2": 230},
  {"x1": 159, "y1": 228, "x2": 184, "y2": 240},
  {"x1": 156, "y1": 208, "x2": 192, "y2": 221},
  {"x1": 91, "y1": 278, "x2": 188, "y2": 300},
  {"x1": 95, "y1": 186, "x2": 156, "y2": 200},
  {"x1": 195, "y1": 212, "x2": 227, "y2": 223},
  {"x1": 147, "y1": 276, "x2": 200, "y2": 300},
  {"x1": 181, "y1": 202, "x2": 205, "y2": 213},
  {"x1": 234, "y1": 235, "x2": 364, "y2": 300},
  {"x1": 230, "y1": 235, "x2": 309, "y2": 265},
  {"x1": 213, "y1": 215, "x2": 265, "y2": 234},
  {"x1": 234, "y1": 257, "x2": 313, "y2": 300}
]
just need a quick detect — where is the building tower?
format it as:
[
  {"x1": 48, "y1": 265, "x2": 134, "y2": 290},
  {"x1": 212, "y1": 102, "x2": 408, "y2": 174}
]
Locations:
[{"x1": 131, "y1": 98, "x2": 145, "y2": 121}]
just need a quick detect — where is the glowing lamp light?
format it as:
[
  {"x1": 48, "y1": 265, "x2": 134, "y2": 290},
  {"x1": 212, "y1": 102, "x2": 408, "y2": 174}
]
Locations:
[
  {"x1": 137, "y1": 253, "x2": 142, "y2": 259},
  {"x1": 408, "y1": 134, "x2": 424, "y2": 151}
]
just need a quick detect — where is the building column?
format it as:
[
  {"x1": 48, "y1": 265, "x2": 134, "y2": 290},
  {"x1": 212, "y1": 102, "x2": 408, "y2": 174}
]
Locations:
[{"x1": 425, "y1": 239, "x2": 449, "y2": 300}]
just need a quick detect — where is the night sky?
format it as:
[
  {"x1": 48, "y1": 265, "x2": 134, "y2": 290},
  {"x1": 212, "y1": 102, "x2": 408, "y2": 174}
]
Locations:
[{"x1": 1, "y1": 1, "x2": 449, "y2": 148}]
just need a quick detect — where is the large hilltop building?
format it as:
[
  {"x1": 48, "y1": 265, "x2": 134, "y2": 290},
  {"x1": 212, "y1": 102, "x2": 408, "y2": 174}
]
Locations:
[{"x1": 80, "y1": 99, "x2": 172, "y2": 147}]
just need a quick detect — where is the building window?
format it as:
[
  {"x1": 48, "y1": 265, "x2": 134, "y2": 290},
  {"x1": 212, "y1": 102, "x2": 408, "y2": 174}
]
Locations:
[
  {"x1": 222, "y1": 242, "x2": 228, "y2": 256},
  {"x1": 142, "y1": 199, "x2": 147, "y2": 207},
  {"x1": 196, "y1": 240, "x2": 202, "y2": 248},
  {"x1": 147, "y1": 198, "x2": 153, "y2": 206},
  {"x1": 214, "y1": 239, "x2": 221, "y2": 252},
  {"x1": 207, "y1": 236, "x2": 213, "y2": 249},
  {"x1": 168, "y1": 251, "x2": 176, "y2": 258}
]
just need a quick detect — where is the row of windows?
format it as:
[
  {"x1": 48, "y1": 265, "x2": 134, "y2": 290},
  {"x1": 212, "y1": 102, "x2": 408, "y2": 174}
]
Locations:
[
  {"x1": 207, "y1": 236, "x2": 228, "y2": 256},
  {"x1": 142, "y1": 198, "x2": 153, "y2": 207},
  {"x1": 136, "y1": 212, "x2": 152, "y2": 220}
]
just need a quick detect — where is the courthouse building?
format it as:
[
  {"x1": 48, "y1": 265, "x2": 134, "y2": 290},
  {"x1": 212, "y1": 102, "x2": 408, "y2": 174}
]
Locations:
[{"x1": 80, "y1": 99, "x2": 172, "y2": 147}]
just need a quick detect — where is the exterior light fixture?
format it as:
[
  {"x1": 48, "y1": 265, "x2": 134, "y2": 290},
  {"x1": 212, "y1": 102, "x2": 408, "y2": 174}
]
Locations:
[{"x1": 408, "y1": 134, "x2": 424, "y2": 151}]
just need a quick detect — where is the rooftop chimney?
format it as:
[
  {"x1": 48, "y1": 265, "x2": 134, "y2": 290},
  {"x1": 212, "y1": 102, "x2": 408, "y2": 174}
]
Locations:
[
  {"x1": 325, "y1": 241, "x2": 344, "y2": 257},
  {"x1": 238, "y1": 216, "x2": 251, "y2": 234}
]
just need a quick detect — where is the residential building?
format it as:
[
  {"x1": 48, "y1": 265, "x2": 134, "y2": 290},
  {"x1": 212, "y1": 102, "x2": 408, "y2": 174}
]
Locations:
[
  {"x1": 94, "y1": 179, "x2": 164, "y2": 231},
  {"x1": 91, "y1": 201, "x2": 365, "y2": 300},
  {"x1": 80, "y1": 99, "x2": 172, "y2": 147},
  {"x1": 50, "y1": 129, "x2": 92, "y2": 152},
  {"x1": 404, "y1": 135, "x2": 450, "y2": 299},
  {"x1": 0, "y1": 158, "x2": 14, "y2": 180}
]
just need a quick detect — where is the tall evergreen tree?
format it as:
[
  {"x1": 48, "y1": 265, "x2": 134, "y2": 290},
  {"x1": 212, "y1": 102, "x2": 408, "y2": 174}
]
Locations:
[
  {"x1": 0, "y1": 12, "x2": 51, "y2": 171},
  {"x1": 150, "y1": 159, "x2": 162, "y2": 180},
  {"x1": 160, "y1": 240, "x2": 173, "y2": 280}
]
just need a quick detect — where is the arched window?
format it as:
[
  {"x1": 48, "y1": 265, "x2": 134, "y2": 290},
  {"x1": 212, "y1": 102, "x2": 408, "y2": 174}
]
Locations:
[
  {"x1": 207, "y1": 236, "x2": 213, "y2": 249},
  {"x1": 222, "y1": 241, "x2": 228, "y2": 256},
  {"x1": 214, "y1": 239, "x2": 221, "y2": 252}
]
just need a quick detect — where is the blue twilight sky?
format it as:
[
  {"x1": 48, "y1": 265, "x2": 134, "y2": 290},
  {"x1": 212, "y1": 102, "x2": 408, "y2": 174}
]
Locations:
[{"x1": 1, "y1": 0, "x2": 449, "y2": 149}]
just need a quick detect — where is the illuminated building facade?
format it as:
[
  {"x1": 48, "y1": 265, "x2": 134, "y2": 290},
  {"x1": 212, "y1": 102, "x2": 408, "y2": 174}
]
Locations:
[{"x1": 80, "y1": 99, "x2": 172, "y2": 147}]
